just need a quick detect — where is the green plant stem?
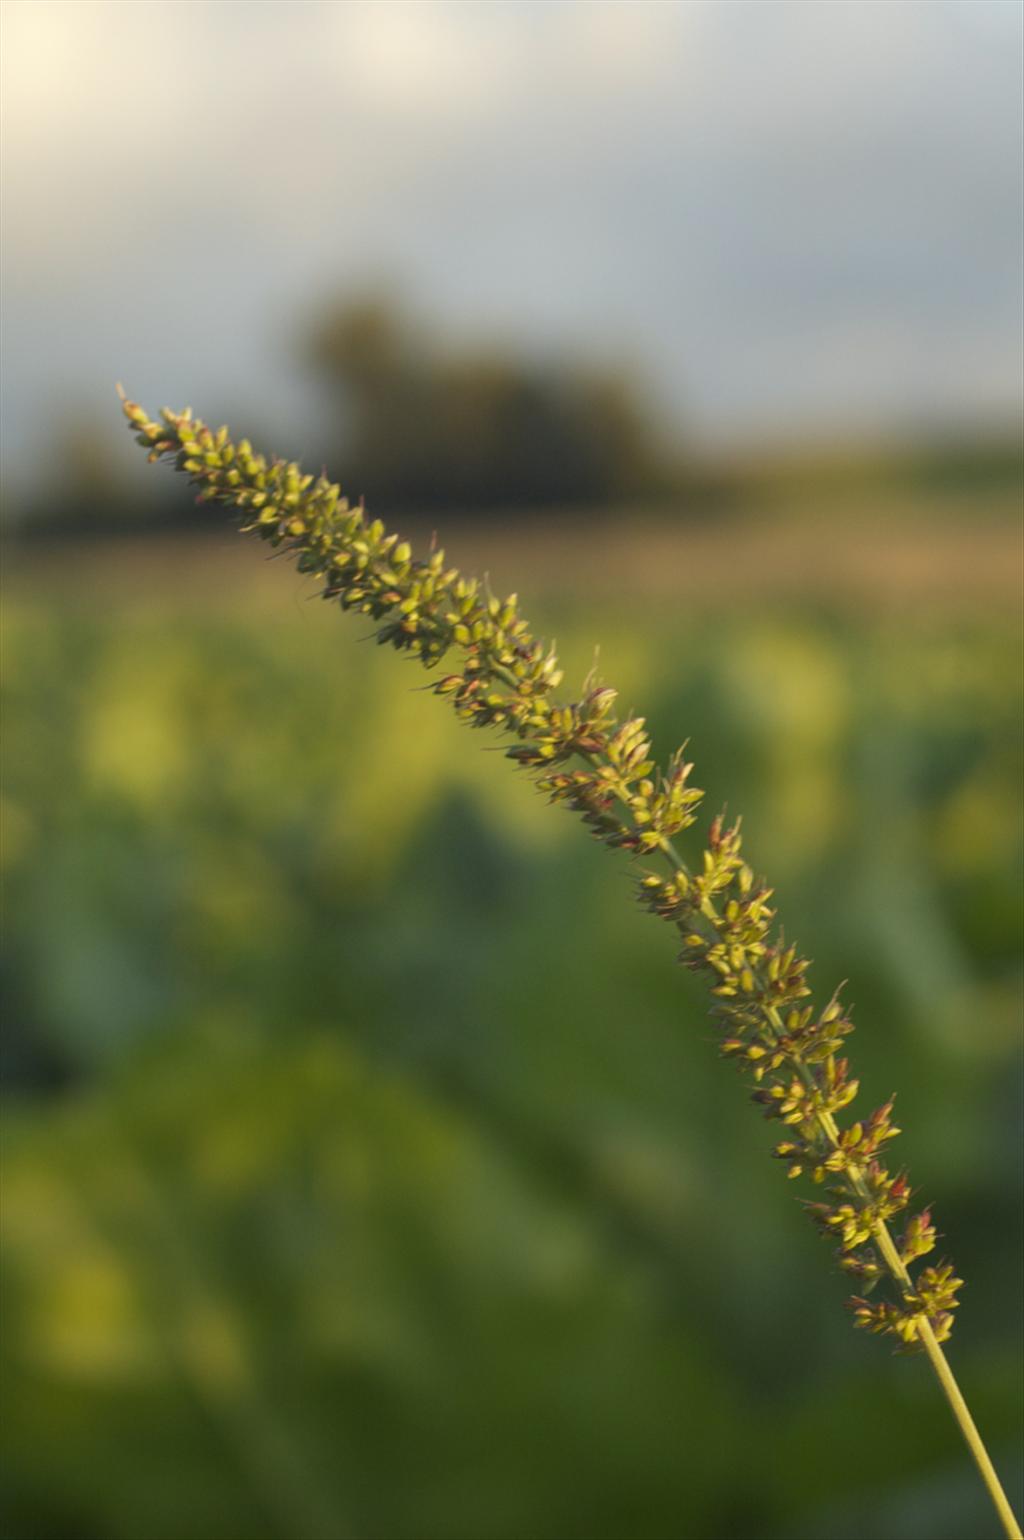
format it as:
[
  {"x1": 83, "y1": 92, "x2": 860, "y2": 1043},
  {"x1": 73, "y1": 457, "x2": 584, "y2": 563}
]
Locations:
[
  {"x1": 828, "y1": 1112, "x2": 1019, "y2": 1536},
  {"x1": 878, "y1": 1233, "x2": 1022, "y2": 1540},
  {"x1": 917, "y1": 1323, "x2": 1022, "y2": 1540},
  {"x1": 807, "y1": 1097, "x2": 1020, "y2": 1539}
]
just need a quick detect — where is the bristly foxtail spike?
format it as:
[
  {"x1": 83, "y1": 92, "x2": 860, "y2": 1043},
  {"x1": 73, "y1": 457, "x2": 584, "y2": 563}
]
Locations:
[
  {"x1": 122, "y1": 390, "x2": 1024, "y2": 1539},
  {"x1": 117, "y1": 393, "x2": 961, "y2": 1349}
]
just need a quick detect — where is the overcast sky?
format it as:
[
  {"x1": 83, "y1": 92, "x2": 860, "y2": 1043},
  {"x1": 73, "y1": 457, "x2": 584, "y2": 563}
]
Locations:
[{"x1": 2, "y1": 0, "x2": 1022, "y2": 479}]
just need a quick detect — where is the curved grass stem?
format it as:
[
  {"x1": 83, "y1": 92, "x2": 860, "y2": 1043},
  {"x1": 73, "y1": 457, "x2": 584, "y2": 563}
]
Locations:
[
  {"x1": 878, "y1": 1233, "x2": 1022, "y2": 1540},
  {"x1": 123, "y1": 395, "x2": 1022, "y2": 1540},
  {"x1": 784, "y1": 1041, "x2": 1018, "y2": 1538}
]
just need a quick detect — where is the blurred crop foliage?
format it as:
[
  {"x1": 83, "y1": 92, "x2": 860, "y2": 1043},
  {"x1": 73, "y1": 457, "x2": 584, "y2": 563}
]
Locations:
[{"x1": 2, "y1": 515, "x2": 1022, "y2": 1540}]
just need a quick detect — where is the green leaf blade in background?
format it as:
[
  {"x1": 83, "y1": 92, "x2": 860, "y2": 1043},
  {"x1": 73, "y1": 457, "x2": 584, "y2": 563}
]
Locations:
[{"x1": 2, "y1": 537, "x2": 1020, "y2": 1539}]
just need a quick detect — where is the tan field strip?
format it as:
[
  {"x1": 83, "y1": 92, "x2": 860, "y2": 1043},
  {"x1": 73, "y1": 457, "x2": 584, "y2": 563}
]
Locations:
[{"x1": 8, "y1": 506, "x2": 1023, "y2": 615}]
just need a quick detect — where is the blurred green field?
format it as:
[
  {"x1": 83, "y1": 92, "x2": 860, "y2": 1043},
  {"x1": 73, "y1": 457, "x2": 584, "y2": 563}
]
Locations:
[{"x1": 2, "y1": 523, "x2": 1022, "y2": 1540}]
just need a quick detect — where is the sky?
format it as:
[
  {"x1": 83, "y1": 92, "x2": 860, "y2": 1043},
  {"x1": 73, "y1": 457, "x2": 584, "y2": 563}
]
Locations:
[{"x1": 2, "y1": 0, "x2": 1022, "y2": 481}]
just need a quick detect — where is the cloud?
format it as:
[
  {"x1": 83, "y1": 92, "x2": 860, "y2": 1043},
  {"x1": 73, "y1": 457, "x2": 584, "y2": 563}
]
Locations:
[{"x1": 1, "y1": 0, "x2": 1021, "y2": 463}]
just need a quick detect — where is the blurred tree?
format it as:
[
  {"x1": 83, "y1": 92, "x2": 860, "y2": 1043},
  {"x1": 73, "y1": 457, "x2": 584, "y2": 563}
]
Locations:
[
  {"x1": 9, "y1": 412, "x2": 204, "y2": 537},
  {"x1": 307, "y1": 296, "x2": 667, "y2": 514},
  {"x1": 8, "y1": 415, "x2": 135, "y2": 535}
]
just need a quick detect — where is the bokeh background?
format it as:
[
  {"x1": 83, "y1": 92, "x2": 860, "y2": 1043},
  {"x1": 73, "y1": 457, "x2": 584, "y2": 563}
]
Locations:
[{"x1": 2, "y1": 3, "x2": 1022, "y2": 1539}]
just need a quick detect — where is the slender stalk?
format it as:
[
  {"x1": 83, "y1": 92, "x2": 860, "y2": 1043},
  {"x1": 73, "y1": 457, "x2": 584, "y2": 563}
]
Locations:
[
  {"x1": 827, "y1": 1115, "x2": 1020, "y2": 1537},
  {"x1": 916, "y1": 1324, "x2": 1021, "y2": 1540}
]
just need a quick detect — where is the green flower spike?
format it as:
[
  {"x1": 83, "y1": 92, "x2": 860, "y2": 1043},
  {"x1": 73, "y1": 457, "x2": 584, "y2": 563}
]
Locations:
[{"x1": 120, "y1": 390, "x2": 1022, "y2": 1540}]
